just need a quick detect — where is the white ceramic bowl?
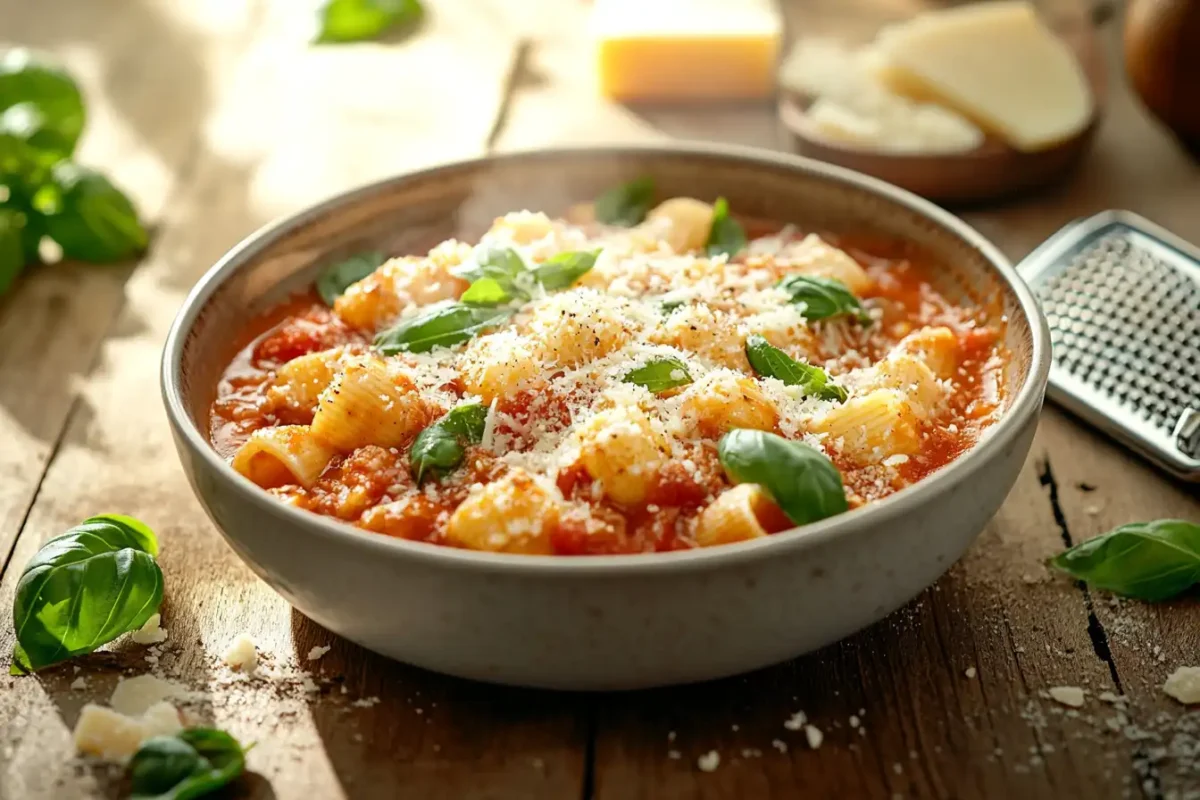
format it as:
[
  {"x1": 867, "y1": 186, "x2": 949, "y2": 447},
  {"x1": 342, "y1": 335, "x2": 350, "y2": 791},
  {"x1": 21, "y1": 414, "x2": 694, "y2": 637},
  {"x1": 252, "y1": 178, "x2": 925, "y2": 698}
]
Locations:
[{"x1": 162, "y1": 144, "x2": 1050, "y2": 690}]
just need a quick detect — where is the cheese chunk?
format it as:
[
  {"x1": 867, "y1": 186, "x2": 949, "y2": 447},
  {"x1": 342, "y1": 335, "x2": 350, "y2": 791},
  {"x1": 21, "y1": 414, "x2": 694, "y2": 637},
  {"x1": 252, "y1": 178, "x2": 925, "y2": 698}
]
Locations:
[
  {"x1": 73, "y1": 701, "x2": 183, "y2": 763},
  {"x1": 592, "y1": 0, "x2": 782, "y2": 101},
  {"x1": 873, "y1": 1, "x2": 1092, "y2": 152},
  {"x1": 222, "y1": 632, "x2": 259, "y2": 675}
]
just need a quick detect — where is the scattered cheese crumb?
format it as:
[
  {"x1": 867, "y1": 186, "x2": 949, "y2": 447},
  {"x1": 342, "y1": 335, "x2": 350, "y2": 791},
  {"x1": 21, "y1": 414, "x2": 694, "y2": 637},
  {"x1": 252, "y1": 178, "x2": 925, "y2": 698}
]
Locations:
[
  {"x1": 110, "y1": 674, "x2": 187, "y2": 717},
  {"x1": 72, "y1": 701, "x2": 182, "y2": 763},
  {"x1": 130, "y1": 613, "x2": 168, "y2": 645},
  {"x1": 71, "y1": 677, "x2": 87, "y2": 691},
  {"x1": 307, "y1": 645, "x2": 331, "y2": 661},
  {"x1": 667, "y1": 749, "x2": 681, "y2": 760},
  {"x1": 352, "y1": 696, "x2": 381, "y2": 708},
  {"x1": 1047, "y1": 686, "x2": 1086, "y2": 708},
  {"x1": 804, "y1": 724, "x2": 824, "y2": 749},
  {"x1": 965, "y1": 667, "x2": 977, "y2": 679},
  {"x1": 222, "y1": 633, "x2": 258, "y2": 675},
  {"x1": 771, "y1": 739, "x2": 788, "y2": 753},
  {"x1": 849, "y1": 715, "x2": 861, "y2": 728},
  {"x1": 783, "y1": 710, "x2": 807, "y2": 730},
  {"x1": 697, "y1": 750, "x2": 720, "y2": 772},
  {"x1": 1163, "y1": 666, "x2": 1200, "y2": 705}
]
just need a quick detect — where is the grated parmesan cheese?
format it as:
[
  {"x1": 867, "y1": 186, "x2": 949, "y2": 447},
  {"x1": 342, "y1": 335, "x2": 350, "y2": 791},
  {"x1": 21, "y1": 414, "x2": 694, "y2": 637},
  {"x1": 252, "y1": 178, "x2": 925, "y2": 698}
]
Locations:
[
  {"x1": 1163, "y1": 666, "x2": 1200, "y2": 705},
  {"x1": 130, "y1": 613, "x2": 168, "y2": 645},
  {"x1": 222, "y1": 633, "x2": 258, "y2": 675},
  {"x1": 697, "y1": 750, "x2": 721, "y2": 772}
]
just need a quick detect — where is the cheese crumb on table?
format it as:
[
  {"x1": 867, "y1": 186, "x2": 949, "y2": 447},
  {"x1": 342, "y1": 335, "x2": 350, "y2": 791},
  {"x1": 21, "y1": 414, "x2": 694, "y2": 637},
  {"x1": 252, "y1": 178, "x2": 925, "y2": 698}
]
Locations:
[
  {"x1": 72, "y1": 701, "x2": 182, "y2": 763},
  {"x1": 223, "y1": 633, "x2": 258, "y2": 675},
  {"x1": 70, "y1": 677, "x2": 87, "y2": 691},
  {"x1": 1047, "y1": 686, "x2": 1086, "y2": 708},
  {"x1": 307, "y1": 645, "x2": 331, "y2": 661},
  {"x1": 965, "y1": 667, "x2": 977, "y2": 679},
  {"x1": 804, "y1": 724, "x2": 824, "y2": 750},
  {"x1": 783, "y1": 710, "x2": 807, "y2": 730},
  {"x1": 1163, "y1": 666, "x2": 1200, "y2": 705},
  {"x1": 130, "y1": 613, "x2": 168, "y2": 645},
  {"x1": 696, "y1": 750, "x2": 721, "y2": 772},
  {"x1": 110, "y1": 674, "x2": 188, "y2": 717}
]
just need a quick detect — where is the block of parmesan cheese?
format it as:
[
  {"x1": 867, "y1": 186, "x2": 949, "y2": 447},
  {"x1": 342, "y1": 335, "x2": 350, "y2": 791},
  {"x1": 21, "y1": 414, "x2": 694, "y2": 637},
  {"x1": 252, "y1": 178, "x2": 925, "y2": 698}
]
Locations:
[
  {"x1": 872, "y1": 1, "x2": 1092, "y2": 152},
  {"x1": 591, "y1": 0, "x2": 782, "y2": 101}
]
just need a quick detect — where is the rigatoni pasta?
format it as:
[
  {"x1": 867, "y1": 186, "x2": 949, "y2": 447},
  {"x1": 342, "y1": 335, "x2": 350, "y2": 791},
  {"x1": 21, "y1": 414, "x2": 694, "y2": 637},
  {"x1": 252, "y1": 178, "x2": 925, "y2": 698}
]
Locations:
[{"x1": 210, "y1": 184, "x2": 1006, "y2": 556}]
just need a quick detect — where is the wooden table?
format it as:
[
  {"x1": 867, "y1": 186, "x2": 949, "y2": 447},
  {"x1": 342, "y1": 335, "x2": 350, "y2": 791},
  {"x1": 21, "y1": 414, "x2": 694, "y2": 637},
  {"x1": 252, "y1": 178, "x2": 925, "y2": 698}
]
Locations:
[{"x1": 1, "y1": 2, "x2": 1198, "y2": 798}]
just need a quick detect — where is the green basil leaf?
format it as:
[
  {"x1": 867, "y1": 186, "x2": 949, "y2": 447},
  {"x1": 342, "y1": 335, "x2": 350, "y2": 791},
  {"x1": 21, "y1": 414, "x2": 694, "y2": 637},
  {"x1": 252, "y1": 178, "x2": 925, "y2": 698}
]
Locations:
[
  {"x1": 0, "y1": 207, "x2": 26, "y2": 296},
  {"x1": 374, "y1": 304, "x2": 511, "y2": 354},
  {"x1": 778, "y1": 274, "x2": 871, "y2": 325},
  {"x1": 129, "y1": 728, "x2": 248, "y2": 800},
  {"x1": 12, "y1": 515, "x2": 163, "y2": 673},
  {"x1": 717, "y1": 429, "x2": 848, "y2": 527},
  {"x1": 314, "y1": 0, "x2": 424, "y2": 44},
  {"x1": 459, "y1": 277, "x2": 511, "y2": 307},
  {"x1": 0, "y1": 50, "x2": 84, "y2": 162},
  {"x1": 410, "y1": 402, "x2": 488, "y2": 483},
  {"x1": 1049, "y1": 519, "x2": 1200, "y2": 601},
  {"x1": 659, "y1": 299, "x2": 687, "y2": 315},
  {"x1": 705, "y1": 197, "x2": 746, "y2": 258},
  {"x1": 622, "y1": 356, "x2": 692, "y2": 394},
  {"x1": 594, "y1": 176, "x2": 654, "y2": 227},
  {"x1": 315, "y1": 251, "x2": 385, "y2": 306},
  {"x1": 453, "y1": 246, "x2": 531, "y2": 305},
  {"x1": 745, "y1": 334, "x2": 847, "y2": 402},
  {"x1": 532, "y1": 249, "x2": 599, "y2": 290},
  {"x1": 36, "y1": 162, "x2": 147, "y2": 262}
]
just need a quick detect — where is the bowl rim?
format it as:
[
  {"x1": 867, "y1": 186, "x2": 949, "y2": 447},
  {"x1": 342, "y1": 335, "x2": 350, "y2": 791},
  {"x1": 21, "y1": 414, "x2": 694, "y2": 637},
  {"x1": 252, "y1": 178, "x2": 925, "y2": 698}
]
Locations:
[{"x1": 161, "y1": 141, "x2": 1051, "y2": 577}]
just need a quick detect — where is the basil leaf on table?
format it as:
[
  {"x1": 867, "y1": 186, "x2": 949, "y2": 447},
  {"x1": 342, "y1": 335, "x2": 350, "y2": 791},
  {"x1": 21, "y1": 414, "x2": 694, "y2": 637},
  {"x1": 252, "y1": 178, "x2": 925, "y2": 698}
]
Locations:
[
  {"x1": 0, "y1": 49, "x2": 85, "y2": 163},
  {"x1": 12, "y1": 515, "x2": 163, "y2": 674},
  {"x1": 745, "y1": 334, "x2": 847, "y2": 402},
  {"x1": 315, "y1": 251, "x2": 385, "y2": 306},
  {"x1": 531, "y1": 249, "x2": 599, "y2": 290},
  {"x1": 1050, "y1": 519, "x2": 1200, "y2": 601},
  {"x1": 129, "y1": 728, "x2": 249, "y2": 800},
  {"x1": 410, "y1": 402, "x2": 489, "y2": 483},
  {"x1": 778, "y1": 274, "x2": 871, "y2": 325},
  {"x1": 594, "y1": 176, "x2": 655, "y2": 227},
  {"x1": 705, "y1": 197, "x2": 746, "y2": 258},
  {"x1": 314, "y1": 0, "x2": 425, "y2": 44},
  {"x1": 622, "y1": 356, "x2": 693, "y2": 394},
  {"x1": 34, "y1": 162, "x2": 148, "y2": 262},
  {"x1": 0, "y1": 208, "x2": 26, "y2": 295},
  {"x1": 374, "y1": 303, "x2": 511, "y2": 354},
  {"x1": 717, "y1": 429, "x2": 848, "y2": 527}
]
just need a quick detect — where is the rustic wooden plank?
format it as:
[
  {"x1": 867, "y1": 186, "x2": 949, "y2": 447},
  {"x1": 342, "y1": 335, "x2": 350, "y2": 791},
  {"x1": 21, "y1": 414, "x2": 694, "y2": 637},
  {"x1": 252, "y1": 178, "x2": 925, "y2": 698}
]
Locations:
[
  {"x1": 490, "y1": 2, "x2": 1199, "y2": 798},
  {"x1": 0, "y1": 0, "x2": 249, "y2": 566},
  {"x1": 0, "y1": 3, "x2": 590, "y2": 798}
]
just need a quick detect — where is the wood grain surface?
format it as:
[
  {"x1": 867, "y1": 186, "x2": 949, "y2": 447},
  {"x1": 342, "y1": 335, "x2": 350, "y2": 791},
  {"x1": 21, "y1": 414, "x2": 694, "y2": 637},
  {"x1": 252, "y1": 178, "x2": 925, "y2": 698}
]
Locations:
[{"x1": 1, "y1": 1, "x2": 1198, "y2": 799}]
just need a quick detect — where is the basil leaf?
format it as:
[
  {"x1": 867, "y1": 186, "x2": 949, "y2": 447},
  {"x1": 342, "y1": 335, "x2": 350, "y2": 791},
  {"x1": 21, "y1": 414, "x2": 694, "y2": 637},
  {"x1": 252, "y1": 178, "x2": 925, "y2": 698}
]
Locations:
[
  {"x1": 778, "y1": 275, "x2": 871, "y2": 325},
  {"x1": 705, "y1": 197, "x2": 746, "y2": 258},
  {"x1": 314, "y1": 0, "x2": 424, "y2": 44},
  {"x1": 129, "y1": 728, "x2": 248, "y2": 800},
  {"x1": 717, "y1": 429, "x2": 848, "y2": 527},
  {"x1": 12, "y1": 515, "x2": 162, "y2": 674},
  {"x1": 453, "y1": 247, "x2": 531, "y2": 305},
  {"x1": 532, "y1": 249, "x2": 599, "y2": 290},
  {"x1": 622, "y1": 356, "x2": 692, "y2": 394},
  {"x1": 0, "y1": 50, "x2": 84, "y2": 163},
  {"x1": 410, "y1": 402, "x2": 488, "y2": 483},
  {"x1": 660, "y1": 299, "x2": 686, "y2": 315},
  {"x1": 745, "y1": 334, "x2": 847, "y2": 402},
  {"x1": 36, "y1": 162, "x2": 147, "y2": 262},
  {"x1": 594, "y1": 176, "x2": 654, "y2": 226},
  {"x1": 0, "y1": 207, "x2": 26, "y2": 296},
  {"x1": 1050, "y1": 519, "x2": 1200, "y2": 601},
  {"x1": 459, "y1": 277, "x2": 511, "y2": 307},
  {"x1": 374, "y1": 304, "x2": 511, "y2": 354},
  {"x1": 315, "y1": 251, "x2": 385, "y2": 306}
]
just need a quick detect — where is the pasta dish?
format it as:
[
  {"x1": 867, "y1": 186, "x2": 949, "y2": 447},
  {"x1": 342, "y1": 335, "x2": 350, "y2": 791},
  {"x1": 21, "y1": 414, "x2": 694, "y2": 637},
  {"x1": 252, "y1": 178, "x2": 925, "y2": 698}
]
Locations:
[{"x1": 210, "y1": 181, "x2": 1005, "y2": 555}]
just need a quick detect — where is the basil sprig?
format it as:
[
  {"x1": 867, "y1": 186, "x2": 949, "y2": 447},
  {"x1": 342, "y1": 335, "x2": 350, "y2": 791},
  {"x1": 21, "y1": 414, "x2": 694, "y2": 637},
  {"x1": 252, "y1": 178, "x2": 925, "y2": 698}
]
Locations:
[
  {"x1": 778, "y1": 275, "x2": 871, "y2": 324},
  {"x1": 594, "y1": 176, "x2": 654, "y2": 226},
  {"x1": 12, "y1": 514, "x2": 162, "y2": 674},
  {"x1": 745, "y1": 334, "x2": 847, "y2": 402},
  {"x1": 129, "y1": 728, "x2": 249, "y2": 800},
  {"x1": 717, "y1": 429, "x2": 848, "y2": 527},
  {"x1": 458, "y1": 246, "x2": 599, "y2": 307},
  {"x1": 0, "y1": 49, "x2": 148, "y2": 297},
  {"x1": 1050, "y1": 519, "x2": 1200, "y2": 601},
  {"x1": 622, "y1": 356, "x2": 693, "y2": 394},
  {"x1": 705, "y1": 197, "x2": 746, "y2": 258},
  {"x1": 410, "y1": 402, "x2": 489, "y2": 483},
  {"x1": 316, "y1": 251, "x2": 385, "y2": 306},
  {"x1": 314, "y1": 0, "x2": 425, "y2": 44},
  {"x1": 374, "y1": 304, "x2": 511, "y2": 354}
]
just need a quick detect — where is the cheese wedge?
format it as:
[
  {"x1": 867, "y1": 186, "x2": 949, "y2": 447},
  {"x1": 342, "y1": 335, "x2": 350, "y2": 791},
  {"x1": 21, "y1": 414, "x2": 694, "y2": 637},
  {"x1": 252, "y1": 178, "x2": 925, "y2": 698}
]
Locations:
[
  {"x1": 592, "y1": 0, "x2": 782, "y2": 101},
  {"x1": 872, "y1": 1, "x2": 1092, "y2": 152}
]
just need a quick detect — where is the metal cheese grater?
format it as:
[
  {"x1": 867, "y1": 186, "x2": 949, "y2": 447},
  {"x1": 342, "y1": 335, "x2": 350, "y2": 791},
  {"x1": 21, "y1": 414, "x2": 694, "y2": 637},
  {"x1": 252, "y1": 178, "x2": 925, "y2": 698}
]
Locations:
[{"x1": 1018, "y1": 210, "x2": 1200, "y2": 482}]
